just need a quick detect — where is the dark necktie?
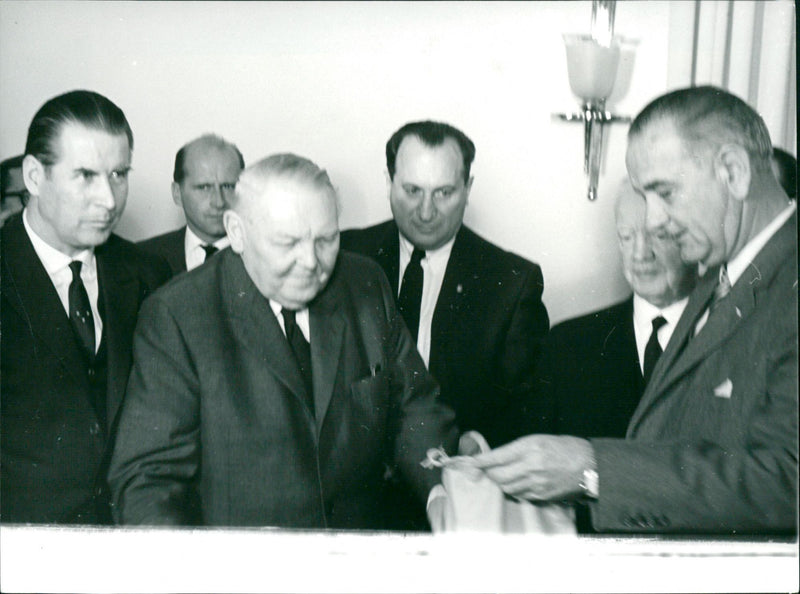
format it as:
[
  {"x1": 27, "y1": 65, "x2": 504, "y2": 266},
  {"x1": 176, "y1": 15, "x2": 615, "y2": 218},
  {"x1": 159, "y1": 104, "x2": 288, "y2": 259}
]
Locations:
[
  {"x1": 68, "y1": 260, "x2": 95, "y2": 359},
  {"x1": 281, "y1": 308, "x2": 314, "y2": 415},
  {"x1": 201, "y1": 244, "x2": 218, "y2": 261},
  {"x1": 642, "y1": 315, "x2": 667, "y2": 386},
  {"x1": 397, "y1": 248, "x2": 425, "y2": 342}
]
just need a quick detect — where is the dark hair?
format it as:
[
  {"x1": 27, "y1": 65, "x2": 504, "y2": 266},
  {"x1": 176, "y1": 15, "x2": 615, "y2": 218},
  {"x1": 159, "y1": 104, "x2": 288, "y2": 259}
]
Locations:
[
  {"x1": 628, "y1": 85, "x2": 773, "y2": 173},
  {"x1": 173, "y1": 134, "x2": 245, "y2": 183},
  {"x1": 1, "y1": 154, "x2": 25, "y2": 204},
  {"x1": 385, "y1": 120, "x2": 476, "y2": 182},
  {"x1": 25, "y1": 90, "x2": 133, "y2": 167},
  {"x1": 772, "y1": 147, "x2": 797, "y2": 199}
]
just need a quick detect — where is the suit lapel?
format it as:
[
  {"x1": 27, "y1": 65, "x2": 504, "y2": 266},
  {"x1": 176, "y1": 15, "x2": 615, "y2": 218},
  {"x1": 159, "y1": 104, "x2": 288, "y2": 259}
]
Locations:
[
  {"x1": 375, "y1": 222, "x2": 400, "y2": 297},
  {"x1": 309, "y1": 281, "x2": 345, "y2": 431},
  {"x1": 1, "y1": 216, "x2": 87, "y2": 385},
  {"x1": 96, "y1": 245, "x2": 139, "y2": 427},
  {"x1": 629, "y1": 214, "x2": 797, "y2": 432},
  {"x1": 221, "y1": 253, "x2": 310, "y2": 409}
]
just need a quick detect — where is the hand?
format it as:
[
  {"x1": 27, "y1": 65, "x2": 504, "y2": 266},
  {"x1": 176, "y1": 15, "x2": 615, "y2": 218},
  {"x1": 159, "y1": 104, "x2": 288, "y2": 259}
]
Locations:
[{"x1": 471, "y1": 434, "x2": 595, "y2": 502}]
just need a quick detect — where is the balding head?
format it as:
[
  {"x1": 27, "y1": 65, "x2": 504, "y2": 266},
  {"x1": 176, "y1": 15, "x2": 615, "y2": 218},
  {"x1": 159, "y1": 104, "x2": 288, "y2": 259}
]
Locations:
[
  {"x1": 224, "y1": 154, "x2": 340, "y2": 309},
  {"x1": 615, "y1": 179, "x2": 697, "y2": 307}
]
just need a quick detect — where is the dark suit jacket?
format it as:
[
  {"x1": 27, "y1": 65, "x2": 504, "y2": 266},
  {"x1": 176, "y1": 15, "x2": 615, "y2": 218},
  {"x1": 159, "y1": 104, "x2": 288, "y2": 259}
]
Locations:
[
  {"x1": 592, "y1": 215, "x2": 798, "y2": 534},
  {"x1": 539, "y1": 297, "x2": 644, "y2": 439},
  {"x1": 137, "y1": 227, "x2": 186, "y2": 276},
  {"x1": 340, "y1": 221, "x2": 550, "y2": 447},
  {"x1": 108, "y1": 248, "x2": 458, "y2": 529},
  {"x1": 1, "y1": 214, "x2": 170, "y2": 524}
]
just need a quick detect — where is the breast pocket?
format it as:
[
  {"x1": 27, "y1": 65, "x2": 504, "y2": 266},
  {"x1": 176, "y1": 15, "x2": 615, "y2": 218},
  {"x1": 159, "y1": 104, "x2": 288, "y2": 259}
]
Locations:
[{"x1": 349, "y1": 370, "x2": 392, "y2": 429}]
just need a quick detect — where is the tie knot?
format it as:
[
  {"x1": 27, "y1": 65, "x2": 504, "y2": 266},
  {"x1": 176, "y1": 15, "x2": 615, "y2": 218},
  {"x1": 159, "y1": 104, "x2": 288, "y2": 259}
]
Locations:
[
  {"x1": 651, "y1": 315, "x2": 667, "y2": 333},
  {"x1": 410, "y1": 248, "x2": 425, "y2": 265},
  {"x1": 281, "y1": 307, "x2": 297, "y2": 328},
  {"x1": 201, "y1": 244, "x2": 219, "y2": 259},
  {"x1": 69, "y1": 260, "x2": 83, "y2": 278}
]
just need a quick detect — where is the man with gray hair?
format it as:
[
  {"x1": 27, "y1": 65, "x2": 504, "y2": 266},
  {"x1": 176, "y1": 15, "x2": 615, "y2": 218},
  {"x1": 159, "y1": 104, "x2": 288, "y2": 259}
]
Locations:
[
  {"x1": 138, "y1": 134, "x2": 244, "y2": 275},
  {"x1": 467, "y1": 86, "x2": 797, "y2": 535},
  {"x1": 109, "y1": 153, "x2": 458, "y2": 528}
]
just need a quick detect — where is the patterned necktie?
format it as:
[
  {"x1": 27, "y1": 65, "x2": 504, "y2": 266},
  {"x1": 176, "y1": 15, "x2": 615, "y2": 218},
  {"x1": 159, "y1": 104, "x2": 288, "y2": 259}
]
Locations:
[
  {"x1": 711, "y1": 264, "x2": 731, "y2": 310},
  {"x1": 201, "y1": 244, "x2": 219, "y2": 262},
  {"x1": 642, "y1": 315, "x2": 667, "y2": 386},
  {"x1": 68, "y1": 260, "x2": 95, "y2": 359},
  {"x1": 397, "y1": 248, "x2": 425, "y2": 342},
  {"x1": 281, "y1": 308, "x2": 314, "y2": 415}
]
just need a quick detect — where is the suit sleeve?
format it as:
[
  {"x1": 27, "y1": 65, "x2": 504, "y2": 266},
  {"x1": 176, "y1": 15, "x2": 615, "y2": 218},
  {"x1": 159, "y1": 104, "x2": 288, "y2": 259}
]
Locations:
[
  {"x1": 589, "y1": 314, "x2": 798, "y2": 534},
  {"x1": 378, "y1": 269, "x2": 459, "y2": 501},
  {"x1": 108, "y1": 294, "x2": 202, "y2": 525}
]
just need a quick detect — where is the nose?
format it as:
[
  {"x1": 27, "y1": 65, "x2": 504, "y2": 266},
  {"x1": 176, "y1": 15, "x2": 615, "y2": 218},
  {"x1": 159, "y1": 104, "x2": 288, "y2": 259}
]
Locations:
[
  {"x1": 644, "y1": 195, "x2": 670, "y2": 232},
  {"x1": 296, "y1": 239, "x2": 317, "y2": 270},
  {"x1": 632, "y1": 231, "x2": 653, "y2": 261},
  {"x1": 94, "y1": 175, "x2": 117, "y2": 210},
  {"x1": 210, "y1": 186, "x2": 226, "y2": 209},
  {"x1": 417, "y1": 194, "x2": 436, "y2": 222}
]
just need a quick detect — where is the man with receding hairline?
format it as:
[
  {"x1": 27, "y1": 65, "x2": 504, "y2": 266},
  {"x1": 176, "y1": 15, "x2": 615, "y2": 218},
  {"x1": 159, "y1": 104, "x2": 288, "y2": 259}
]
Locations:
[
  {"x1": 1, "y1": 90, "x2": 170, "y2": 524},
  {"x1": 465, "y1": 86, "x2": 797, "y2": 535},
  {"x1": 109, "y1": 153, "x2": 457, "y2": 528},
  {"x1": 138, "y1": 134, "x2": 244, "y2": 275}
]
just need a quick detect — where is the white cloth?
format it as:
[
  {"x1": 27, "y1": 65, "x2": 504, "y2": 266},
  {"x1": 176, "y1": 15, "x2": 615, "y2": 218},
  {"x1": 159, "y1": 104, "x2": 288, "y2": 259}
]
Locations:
[
  {"x1": 398, "y1": 233, "x2": 455, "y2": 367},
  {"x1": 269, "y1": 300, "x2": 310, "y2": 342},
  {"x1": 632, "y1": 295, "x2": 688, "y2": 374},
  {"x1": 23, "y1": 208, "x2": 102, "y2": 351},
  {"x1": 184, "y1": 226, "x2": 230, "y2": 271},
  {"x1": 423, "y1": 431, "x2": 577, "y2": 534}
]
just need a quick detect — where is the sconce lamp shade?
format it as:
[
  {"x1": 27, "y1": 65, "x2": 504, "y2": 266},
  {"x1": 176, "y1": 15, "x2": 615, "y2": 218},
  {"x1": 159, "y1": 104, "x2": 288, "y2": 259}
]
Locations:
[{"x1": 563, "y1": 34, "x2": 620, "y2": 101}]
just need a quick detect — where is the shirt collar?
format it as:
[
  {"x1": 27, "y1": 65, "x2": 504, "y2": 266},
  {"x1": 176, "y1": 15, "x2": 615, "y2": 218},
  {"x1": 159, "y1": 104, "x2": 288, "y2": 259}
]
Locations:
[
  {"x1": 185, "y1": 225, "x2": 230, "y2": 252},
  {"x1": 398, "y1": 231, "x2": 457, "y2": 269},
  {"x1": 633, "y1": 293, "x2": 689, "y2": 329},
  {"x1": 727, "y1": 201, "x2": 795, "y2": 286},
  {"x1": 22, "y1": 207, "x2": 94, "y2": 275}
]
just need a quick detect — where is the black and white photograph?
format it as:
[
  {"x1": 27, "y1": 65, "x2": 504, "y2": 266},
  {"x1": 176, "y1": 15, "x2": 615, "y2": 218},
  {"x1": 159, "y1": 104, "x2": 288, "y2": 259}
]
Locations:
[{"x1": 1, "y1": 1, "x2": 797, "y2": 592}]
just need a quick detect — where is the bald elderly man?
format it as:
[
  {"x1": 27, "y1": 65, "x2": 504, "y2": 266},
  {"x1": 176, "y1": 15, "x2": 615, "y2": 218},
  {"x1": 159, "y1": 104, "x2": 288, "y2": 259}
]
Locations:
[{"x1": 110, "y1": 153, "x2": 458, "y2": 529}]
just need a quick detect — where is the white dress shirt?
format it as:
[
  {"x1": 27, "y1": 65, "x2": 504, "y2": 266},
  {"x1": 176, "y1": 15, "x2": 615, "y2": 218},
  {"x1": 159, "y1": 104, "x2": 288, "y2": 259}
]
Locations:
[
  {"x1": 632, "y1": 294, "x2": 688, "y2": 374},
  {"x1": 695, "y1": 200, "x2": 796, "y2": 335},
  {"x1": 398, "y1": 233, "x2": 456, "y2": 367},
  {"x1": 23, "y1": 208, "x2": 103, "y2": 351},
  {"x1": 269, "y1": 300, "x2": 310, "y2": 342},
  {"x1": 184, "y1": 226, "x2": 230, "y2": 271}
]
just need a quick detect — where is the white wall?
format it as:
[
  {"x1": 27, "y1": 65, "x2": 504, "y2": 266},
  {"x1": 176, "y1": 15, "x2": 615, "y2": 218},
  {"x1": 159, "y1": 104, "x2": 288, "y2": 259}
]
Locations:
[{"x1": 1, "y1": 1, "x2": 676, "y2": 324}]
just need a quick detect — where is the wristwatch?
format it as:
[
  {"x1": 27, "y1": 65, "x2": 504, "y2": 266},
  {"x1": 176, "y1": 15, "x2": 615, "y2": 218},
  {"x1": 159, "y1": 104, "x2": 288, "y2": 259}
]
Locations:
[{"x1": 579, "y1": 467, "x2": 599, "y2": 499}]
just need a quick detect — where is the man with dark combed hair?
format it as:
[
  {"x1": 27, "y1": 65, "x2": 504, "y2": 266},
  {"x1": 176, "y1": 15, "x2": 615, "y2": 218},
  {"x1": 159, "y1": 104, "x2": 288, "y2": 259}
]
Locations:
[
  {"x1": 341, "y1": 120, "x2": 549, "y2": 529},
  {"x1": 468, "y1": 86, "x2": 797, "y2": 536},
  {"x1": 1, "y1": 90, "x2": 170, "y2": 524}
]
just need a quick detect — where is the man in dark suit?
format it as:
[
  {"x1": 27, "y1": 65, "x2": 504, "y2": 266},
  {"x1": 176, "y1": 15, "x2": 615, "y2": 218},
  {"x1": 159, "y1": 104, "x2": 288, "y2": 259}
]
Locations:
[
  {"x1": 1, "y1": 90, "x2": 170, "y2": 524},
  {"x1": 341, "y1": 121, "x2": 549, "y2": 448},
  {"x1": 137, "y1": 134, "x2": 244, "y2": 275},
  {"x1": 542, "y1": 180, "x2": 697, "y2": 440},
  {"x1": 471, "y1": 86, "x2": 797, "y2": 535},
  {"x1": 109, "y1": 153, "x2": 458, "y2": 528}
]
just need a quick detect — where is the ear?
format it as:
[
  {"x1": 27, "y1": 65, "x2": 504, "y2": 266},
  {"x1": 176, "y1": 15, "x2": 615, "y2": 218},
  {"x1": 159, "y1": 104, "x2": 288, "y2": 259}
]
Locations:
[
  {"x1": 384, "y1": 170, "x2": 392, "y2": 198},
  {"x1": 22, "y1": 154, "x2": 44, "y2": 197},
  {"x1": 715, "y1": 144, "x2": 751, "y2": 201},
  {"x1": 171, "y1": 181, "x2": 182, "y2": 206},
  {"x1": 464, "y1": 175, "x2": 474, "y2": 203},
  {"x1": 223, "y1": 209, "x2": 245, "y2": 254}
]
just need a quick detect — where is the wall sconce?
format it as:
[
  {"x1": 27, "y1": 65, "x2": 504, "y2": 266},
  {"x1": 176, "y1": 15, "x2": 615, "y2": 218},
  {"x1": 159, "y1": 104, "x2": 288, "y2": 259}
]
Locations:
[{"x1": 555, "y1": 0, "x2": 631, "y2": 201}]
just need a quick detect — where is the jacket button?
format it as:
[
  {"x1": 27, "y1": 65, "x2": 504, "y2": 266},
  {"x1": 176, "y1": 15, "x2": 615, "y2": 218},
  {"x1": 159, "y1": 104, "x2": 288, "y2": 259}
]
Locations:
[
  {"x1": 88, "y1": 367, "x2": 96, "y2": 378},
  {"x1": 89, "y1": 422, "x2": 101, "y2": 436},
  {"x1": 95, "y1": 486, "x2": 105, "y2": 497}
]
